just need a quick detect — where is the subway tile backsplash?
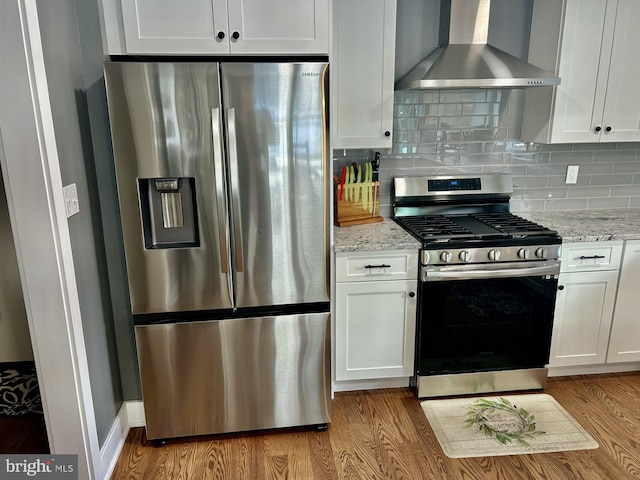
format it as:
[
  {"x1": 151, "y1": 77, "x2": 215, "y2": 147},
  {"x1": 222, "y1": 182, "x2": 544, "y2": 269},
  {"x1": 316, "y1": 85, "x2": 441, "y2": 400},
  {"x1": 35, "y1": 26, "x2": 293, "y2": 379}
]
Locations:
[{"x1": 333, "y1": 89, "x2": 640, "y2": 217}]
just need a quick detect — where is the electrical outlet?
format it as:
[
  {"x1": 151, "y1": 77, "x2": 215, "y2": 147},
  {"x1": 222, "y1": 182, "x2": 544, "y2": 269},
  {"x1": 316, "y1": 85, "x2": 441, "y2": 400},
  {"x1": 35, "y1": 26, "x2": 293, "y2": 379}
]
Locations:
[
  {"x1": 565, "y1": 165, "x2": 579, "y2": 184},
  {"x1": 63, "y1": 183, "x2": 80, "y2": 217}
]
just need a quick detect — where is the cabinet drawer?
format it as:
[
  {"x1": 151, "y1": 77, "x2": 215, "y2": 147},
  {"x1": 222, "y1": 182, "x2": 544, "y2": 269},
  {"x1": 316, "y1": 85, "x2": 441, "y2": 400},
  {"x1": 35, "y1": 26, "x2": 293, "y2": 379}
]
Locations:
[
  {"x1": 560, "y1": 241, "x2": 623, "y2": 272},
  {"x1": 336, "y1": 251, "x2": 418, "y2": 282}
]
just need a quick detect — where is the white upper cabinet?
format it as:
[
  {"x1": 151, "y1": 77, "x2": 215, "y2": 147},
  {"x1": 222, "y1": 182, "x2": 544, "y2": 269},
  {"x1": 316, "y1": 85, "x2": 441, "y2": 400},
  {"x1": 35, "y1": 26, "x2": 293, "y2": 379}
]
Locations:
[
  {"x1": 107, "y1": 0, "x2": 329, "y2": 55},
  {"x1": 332, "y1": 0, "x2": 397, "y2": 149},
  {"x1": 119, "y1": 0, "x2": 229, "y2": 54},
  {"x1": 522, "y1": 0, "x2": 640, "y2": 143}
]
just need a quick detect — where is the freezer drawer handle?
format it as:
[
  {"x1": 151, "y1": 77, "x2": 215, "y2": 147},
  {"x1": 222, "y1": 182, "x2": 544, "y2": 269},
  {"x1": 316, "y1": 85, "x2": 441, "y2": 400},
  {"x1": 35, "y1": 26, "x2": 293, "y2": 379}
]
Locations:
[
  {"x1": 578, "y1": 255, "x2": 605, "y2": 260},
  {"x1": 212, "y1": 108, "x2": 230, "y2": 273},
  {"x1": 364, "y1": 264, "x2": 391, "y2": 269}
]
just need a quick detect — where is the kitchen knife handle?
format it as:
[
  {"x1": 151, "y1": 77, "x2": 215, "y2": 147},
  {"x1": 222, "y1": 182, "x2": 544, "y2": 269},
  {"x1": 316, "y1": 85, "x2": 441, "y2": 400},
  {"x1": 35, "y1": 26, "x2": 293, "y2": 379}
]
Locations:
[
  {"x1": 212, "y1": 108, "x2": 230, "y2": 274},
  {"x1": 227, "y1": 107, "x2": 244, "y2": 273}
]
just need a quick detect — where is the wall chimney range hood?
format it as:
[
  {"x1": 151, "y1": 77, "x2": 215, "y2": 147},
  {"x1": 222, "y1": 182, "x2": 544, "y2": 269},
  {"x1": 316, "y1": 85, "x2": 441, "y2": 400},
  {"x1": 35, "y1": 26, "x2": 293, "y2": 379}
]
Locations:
[{"x1": 395, "y1": 0, "x2": 561, "y2": 90}]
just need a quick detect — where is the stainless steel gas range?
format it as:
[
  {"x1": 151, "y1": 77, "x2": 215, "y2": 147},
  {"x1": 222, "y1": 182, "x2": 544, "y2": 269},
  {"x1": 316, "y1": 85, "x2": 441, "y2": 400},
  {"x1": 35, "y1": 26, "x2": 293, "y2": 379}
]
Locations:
[{"x1": 392, "y1": 174, "x2": 562, "y2": 398}]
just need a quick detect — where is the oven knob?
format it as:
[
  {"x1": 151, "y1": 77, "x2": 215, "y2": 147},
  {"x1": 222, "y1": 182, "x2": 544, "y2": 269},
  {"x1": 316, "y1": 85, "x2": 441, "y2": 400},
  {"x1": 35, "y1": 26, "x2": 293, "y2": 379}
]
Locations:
[
  {"x1": 517, "y1": 248, "x2": 531, "y2": 260},
  {"x1": 488, "y1": 249, "x2": 501, "y2": 261},
  {"x1": 459, "y1": 250, "x2": 471, "y2": 262},
  {"x1": 535, "y1": 247, "x2": 547, "y2": 259},
  {"x1": 440, "y1": 251, "x2": 453, "y2": 263}
]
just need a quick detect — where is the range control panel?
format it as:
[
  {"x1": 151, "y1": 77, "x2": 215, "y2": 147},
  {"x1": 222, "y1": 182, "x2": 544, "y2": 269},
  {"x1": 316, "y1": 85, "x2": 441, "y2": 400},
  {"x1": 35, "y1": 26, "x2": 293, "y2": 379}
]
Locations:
[
  {"x1": 421, "y1": 244, "x2": 563, "y2": 265},
  {"x1": 428, "y1": 177, "x2": 481, "y2": 192}
]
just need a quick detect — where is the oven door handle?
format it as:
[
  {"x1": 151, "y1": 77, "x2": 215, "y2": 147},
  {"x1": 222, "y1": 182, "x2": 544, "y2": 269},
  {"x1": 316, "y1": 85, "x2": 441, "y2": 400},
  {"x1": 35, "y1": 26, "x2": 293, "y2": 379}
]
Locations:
[{"x1": 422, "y1": 261, "x2": 561, "y2": 282}]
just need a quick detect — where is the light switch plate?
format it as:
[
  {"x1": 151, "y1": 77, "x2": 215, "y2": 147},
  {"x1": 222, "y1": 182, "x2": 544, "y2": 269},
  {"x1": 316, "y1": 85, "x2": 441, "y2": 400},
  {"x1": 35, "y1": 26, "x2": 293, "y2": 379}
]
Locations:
[{"x1": 63, "y1": 183, "x2": 80, "y2": 217}]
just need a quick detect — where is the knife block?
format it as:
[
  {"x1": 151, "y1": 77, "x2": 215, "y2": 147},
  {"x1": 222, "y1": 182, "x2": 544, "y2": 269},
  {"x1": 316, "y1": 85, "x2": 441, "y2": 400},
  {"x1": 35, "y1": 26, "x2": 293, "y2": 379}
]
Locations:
[{"x1": 334, "y1": 181, "x2": 384, "y2": 227}]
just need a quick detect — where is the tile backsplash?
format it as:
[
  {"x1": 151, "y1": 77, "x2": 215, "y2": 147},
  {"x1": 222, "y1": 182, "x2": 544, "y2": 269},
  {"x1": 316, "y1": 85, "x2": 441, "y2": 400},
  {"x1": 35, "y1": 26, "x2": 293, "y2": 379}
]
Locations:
[{"x1": 333, "y1": 89, "x2": 640, "y2": 217}]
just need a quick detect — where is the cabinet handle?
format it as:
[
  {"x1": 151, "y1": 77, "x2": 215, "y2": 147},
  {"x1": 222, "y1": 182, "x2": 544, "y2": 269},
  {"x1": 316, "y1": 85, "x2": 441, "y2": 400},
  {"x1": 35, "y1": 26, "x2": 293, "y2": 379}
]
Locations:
[
  {"x1": 594, "y1": 125, "x2": 602, "y2": 133},
  {"x1": 605, "y1": 126, "x2": 612, "y2": 133},
  {"x1": 408, "y1": 291, "x2": 416, "y2": 298},
  {"x1": 364, "y1": 264, "x2": 391, "y2": 269},
  {"x1": 558, "y1": 285, "x2": 565, "y2": 290},
  {"x1": 217, "y1": 31, "x2": 225, "y2": 39},
  {"x1": 579, "y1": 255, "x2": 605, "y2": 260},
  {"x1": 232, "y1": 31, "x2": 240, "y2": 40},
  {"x1": 384, "y1": 130, "x2": 391, "y2": 137}
]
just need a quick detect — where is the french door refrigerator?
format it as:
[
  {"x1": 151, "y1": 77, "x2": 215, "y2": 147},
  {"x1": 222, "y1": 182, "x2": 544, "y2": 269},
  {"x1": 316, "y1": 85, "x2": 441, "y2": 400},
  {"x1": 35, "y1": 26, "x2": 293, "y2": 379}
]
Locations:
[{"x1": 104, "y1": 61, "x2": 331, "y2": 441}]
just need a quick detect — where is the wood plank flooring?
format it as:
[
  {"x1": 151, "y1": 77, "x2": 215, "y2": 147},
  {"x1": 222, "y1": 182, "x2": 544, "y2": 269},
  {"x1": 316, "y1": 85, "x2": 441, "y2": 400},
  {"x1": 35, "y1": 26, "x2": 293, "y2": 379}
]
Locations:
[
  {"x1": 0, "y1": 415, "x2": 49, "y2": 453},
  {"x1": 110, "y1": 372, "x2": 640, "y2": 479}
]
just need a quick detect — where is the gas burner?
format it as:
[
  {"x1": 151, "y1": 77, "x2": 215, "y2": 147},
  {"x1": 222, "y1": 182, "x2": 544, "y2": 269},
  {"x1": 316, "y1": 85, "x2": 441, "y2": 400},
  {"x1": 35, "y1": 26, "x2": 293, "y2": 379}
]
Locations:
[
  {"x1": 399, "y1": 215, "x2": 473, "y2": 239},
  {"x1": 392, "y1": 174, "x2": 562, "y2": 257},
  {"x1": 471, "y1": 213, "x2": 558, "y2": 237},
  {"x1": 394, "y1": 212, "x2": 557, "y2": 246}
]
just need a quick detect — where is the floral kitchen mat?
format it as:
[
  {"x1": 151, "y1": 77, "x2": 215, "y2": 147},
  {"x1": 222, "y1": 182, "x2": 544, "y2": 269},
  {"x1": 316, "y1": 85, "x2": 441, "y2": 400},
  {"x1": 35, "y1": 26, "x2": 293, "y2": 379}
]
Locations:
[
  {"x1": 421, "y1": 393, "x2": 598, "y2": 458},
  {"x1": 0, "y1": 362, "x2": 43, "y2": 416}
]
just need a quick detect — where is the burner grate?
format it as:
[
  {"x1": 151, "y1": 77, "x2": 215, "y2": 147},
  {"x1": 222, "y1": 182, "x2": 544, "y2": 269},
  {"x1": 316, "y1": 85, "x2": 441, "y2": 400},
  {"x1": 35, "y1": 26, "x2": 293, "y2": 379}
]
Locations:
[
  {"x1": 398, "y1": 215, "x2": 473, "y2": 239},
  {"x1": 472, "y1": 213, "x2": 557, "y2": 236}
]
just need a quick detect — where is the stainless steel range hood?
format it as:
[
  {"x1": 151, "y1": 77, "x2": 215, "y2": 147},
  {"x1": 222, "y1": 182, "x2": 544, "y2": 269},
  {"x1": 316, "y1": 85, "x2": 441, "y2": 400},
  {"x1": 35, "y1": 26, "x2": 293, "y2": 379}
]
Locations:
[{"x1": 395, "y1": 0, "x2": 560, "y2": 89}]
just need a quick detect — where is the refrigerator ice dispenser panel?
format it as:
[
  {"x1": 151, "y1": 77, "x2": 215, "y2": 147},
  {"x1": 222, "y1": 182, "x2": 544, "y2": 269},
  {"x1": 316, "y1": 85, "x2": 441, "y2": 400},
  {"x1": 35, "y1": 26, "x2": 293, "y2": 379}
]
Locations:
[{"x1": 138, "y1": 177, "x2": 199, "y2": 249}]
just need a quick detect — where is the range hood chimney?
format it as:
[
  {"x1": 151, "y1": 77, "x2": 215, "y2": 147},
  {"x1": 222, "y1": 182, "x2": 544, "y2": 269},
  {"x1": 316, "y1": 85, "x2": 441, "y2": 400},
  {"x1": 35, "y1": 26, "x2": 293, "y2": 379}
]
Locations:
[{"x1": 395, "y1": 0, "x2": 560, "y2": 89}]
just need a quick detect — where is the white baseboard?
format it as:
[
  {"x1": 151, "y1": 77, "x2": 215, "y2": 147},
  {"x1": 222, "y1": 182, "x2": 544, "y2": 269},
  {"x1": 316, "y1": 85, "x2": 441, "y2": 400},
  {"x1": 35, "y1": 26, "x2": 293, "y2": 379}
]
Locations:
[
  {"x1": 98, "y1": 402, "x2": 132, "y2": 480},
  {"x1": 332, "y1": 377, "x2": 410, "y2": 392},
  {"x1": 548, "y1": 362, "x2": 640, "y2": 377},
  {"x1": 126, "y1": 400, "x2": 146, "y2": 427},
  {"x1": 97, "y1": 401, "x2": 146, "y2": 479}
]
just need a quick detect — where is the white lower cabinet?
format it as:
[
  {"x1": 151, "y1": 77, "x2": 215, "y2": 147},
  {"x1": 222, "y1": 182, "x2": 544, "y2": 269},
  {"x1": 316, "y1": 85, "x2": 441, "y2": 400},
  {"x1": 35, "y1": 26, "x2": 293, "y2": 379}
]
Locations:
[
  {"x1": 550, "y1": 270, "x2": 619, "y2": 367},
  {"x1": 607, "y1": 240, "x2": 640, "y2": 363},
  {"x1": 549, "y1": 241, "x2": 623, "y2": 367},
  {"x1": 335, "y1": 251, "x2": 417, "y2": 381}
]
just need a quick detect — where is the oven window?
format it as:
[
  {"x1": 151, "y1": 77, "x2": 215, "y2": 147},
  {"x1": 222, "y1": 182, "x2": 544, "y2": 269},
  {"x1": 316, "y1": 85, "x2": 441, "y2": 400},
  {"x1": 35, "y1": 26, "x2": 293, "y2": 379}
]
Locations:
[{"x1": 417, "y1": 275, "x2": 558, "y2": 375}]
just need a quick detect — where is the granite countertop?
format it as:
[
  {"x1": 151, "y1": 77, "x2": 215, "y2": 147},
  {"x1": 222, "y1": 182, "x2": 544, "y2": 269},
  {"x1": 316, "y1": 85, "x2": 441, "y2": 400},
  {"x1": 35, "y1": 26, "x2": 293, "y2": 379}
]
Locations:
[
  {"x1": 521, "y1": 209, "x2": 640, "y2": 243},
  {"x1": 334, "y1": 218, "x2": 421, "y2": 252},
  {"x1": 334, "y1": 209, "x2": 640, "y2": 252}
]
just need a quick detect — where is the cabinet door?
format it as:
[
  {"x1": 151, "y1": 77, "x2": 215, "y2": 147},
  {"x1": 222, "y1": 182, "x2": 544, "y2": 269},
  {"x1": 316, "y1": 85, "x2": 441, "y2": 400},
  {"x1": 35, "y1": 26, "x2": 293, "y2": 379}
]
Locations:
[
  {"x1": 549, "y1": 270, "x2": 618, "y2": 367},
  {"x1": 599, "y1": 0, "x2": 640, "y2": 142},
  {"x1": 335, "y1": 280, "x2": 416, "y2": 381},
  {"x1": 227, "y1": 0, "x2": 328, "y2": 54},
  {"x1": 608, "y1": 241, "x2": 640, "y2": 363},
  {"x1": 547, "y1": 0, "x2": 615, "y2": 143},
  {"x1": 332, "y1": 0, "x2": 396, "y2": 149},
  {"x1": 120, "y1": 0, "x2": 230, "y2": 54}
]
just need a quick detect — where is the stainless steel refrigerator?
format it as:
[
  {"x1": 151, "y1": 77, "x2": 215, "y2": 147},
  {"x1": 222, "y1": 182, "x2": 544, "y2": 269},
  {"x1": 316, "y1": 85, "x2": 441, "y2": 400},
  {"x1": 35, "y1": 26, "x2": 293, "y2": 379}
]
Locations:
[{"x1": 104, "y1": 61, "x2": 331, "y2": 441}]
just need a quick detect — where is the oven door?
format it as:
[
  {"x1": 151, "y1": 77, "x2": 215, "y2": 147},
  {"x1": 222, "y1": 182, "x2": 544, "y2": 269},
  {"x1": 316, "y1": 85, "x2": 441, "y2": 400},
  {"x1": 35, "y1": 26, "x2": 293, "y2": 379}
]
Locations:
[{"x1": 417, "y1": 261, "x2": 560, "y2": 378}]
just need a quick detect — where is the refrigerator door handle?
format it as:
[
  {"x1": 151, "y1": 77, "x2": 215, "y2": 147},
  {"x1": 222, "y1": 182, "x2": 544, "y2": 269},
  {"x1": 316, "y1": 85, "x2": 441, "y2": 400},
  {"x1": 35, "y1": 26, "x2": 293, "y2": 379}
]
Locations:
[
  {"x1": 227, "y1": 107, "x2": 244, "y2": 273},
  {"x1": 211, "y1": 107, "x2": 230, "y2": 274}
]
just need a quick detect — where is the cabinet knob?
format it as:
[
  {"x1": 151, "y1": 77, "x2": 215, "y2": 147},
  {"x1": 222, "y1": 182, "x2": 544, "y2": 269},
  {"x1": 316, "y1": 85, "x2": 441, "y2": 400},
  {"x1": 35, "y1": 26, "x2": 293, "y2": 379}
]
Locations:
[
  {"x1": 558, "y1": 285, "x2": 565, "y2": 291},
  {"x1": 408, "y1": 291, "x2": 416, "y2": 298},
  {"x1": 232, "y1": 31, "x2": 240, "y2": 40},
  {"x1": 594, "y1": 125, "x2": 602, "y2": 133},
  {"x1": 605, "y1": 126, "x2": 612, "y2": 133},
  {"x1": 384, "y1": 130, "x2": 391, "y2": 137},
  {"x1": 217, "y1": 31, "x2": 225, "y2": 39}
]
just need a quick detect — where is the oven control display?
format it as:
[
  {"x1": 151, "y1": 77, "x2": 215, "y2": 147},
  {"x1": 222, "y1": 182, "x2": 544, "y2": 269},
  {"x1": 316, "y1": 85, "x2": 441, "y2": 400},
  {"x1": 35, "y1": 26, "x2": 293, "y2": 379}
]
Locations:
[{"x1": 429, "y1": 178, "x2": 482, "y2": 191}]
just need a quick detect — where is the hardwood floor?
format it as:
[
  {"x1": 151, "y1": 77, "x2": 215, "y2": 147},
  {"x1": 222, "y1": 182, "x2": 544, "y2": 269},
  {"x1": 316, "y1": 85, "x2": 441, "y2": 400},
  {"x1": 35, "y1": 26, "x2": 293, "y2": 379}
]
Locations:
[
  {"x1": 0, "y1": 415, "x2": 49, "y2": 453},
  {"x1": 110, "y1": 372, "x2": 640, "y2": 479}
]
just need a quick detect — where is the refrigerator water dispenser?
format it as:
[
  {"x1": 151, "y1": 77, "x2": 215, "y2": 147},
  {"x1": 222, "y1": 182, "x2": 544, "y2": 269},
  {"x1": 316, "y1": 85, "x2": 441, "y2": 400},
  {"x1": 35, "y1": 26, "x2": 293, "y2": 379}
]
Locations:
[{"x1": 139, "y1": 178, "x2": 199, "y2": 249}]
